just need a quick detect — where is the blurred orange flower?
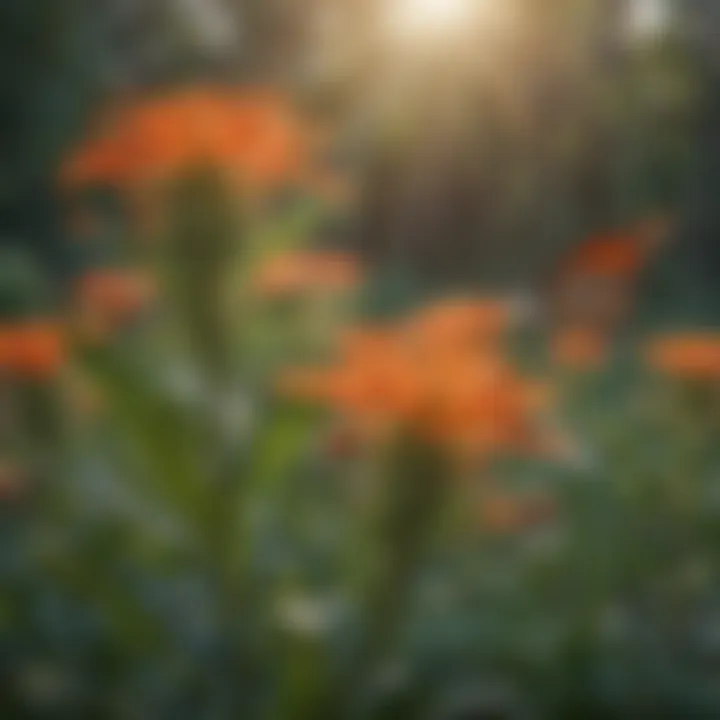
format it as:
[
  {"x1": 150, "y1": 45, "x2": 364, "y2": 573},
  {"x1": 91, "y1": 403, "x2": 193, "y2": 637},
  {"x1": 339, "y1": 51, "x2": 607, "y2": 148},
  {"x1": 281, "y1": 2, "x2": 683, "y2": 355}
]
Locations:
[
  {"x1": 0, "y1": 322, "x2": 65, "y2": 379},
  {"x1": 74, "y1": 269, "x2": 156, "y2": 342},
  {"x1": 61, "y1": 88, "x2": 308, "y2": 197},
  {"x1": 646, "y1": 333, "x2": 720, "y2": 380},
  {"x1": 278, "y1": 305, "x2": 551, "y2": 457},
  {"x1": 405, "y1": 298, "x2": 513, "y2": 351},
  {"x1": 552, "y1": 328, "x2": 609, "y2": 370},
  {"x1": 560, "y1": 216, "x2": 671, "y2": 280},
  {"x1": 563, "y1": 233, "x2": 646, "y2": 278},
  {"x1": 339, "y1": 328, "x2": 398, "y2": 361},
  {"x1": 253, "y1": 251, "x2": 362, "y2": 298}
]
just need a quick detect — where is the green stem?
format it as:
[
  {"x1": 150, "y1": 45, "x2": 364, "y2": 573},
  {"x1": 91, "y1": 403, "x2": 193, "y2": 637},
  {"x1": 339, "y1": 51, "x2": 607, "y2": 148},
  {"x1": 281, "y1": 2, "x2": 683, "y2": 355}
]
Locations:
[{"x1": 312, "y1": 436, "x2": 450, "y2": 718}]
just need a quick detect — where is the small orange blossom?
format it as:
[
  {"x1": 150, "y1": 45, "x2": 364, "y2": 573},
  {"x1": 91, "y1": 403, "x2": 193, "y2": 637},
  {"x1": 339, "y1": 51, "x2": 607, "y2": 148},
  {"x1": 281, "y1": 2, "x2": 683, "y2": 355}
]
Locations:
[
  {"x1": 0, "y1": 322, "x2": 65, "y2": 379},
  {"x1": 646, "y1": 333, "x2": 720, "y2": 381}
]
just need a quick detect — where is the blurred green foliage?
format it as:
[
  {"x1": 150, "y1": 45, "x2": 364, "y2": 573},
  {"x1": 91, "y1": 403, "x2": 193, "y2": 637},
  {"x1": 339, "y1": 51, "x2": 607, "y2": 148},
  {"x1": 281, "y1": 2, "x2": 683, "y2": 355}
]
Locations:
[{"x1": 1, "y1": 1, "x2": 720, "y2": 718}]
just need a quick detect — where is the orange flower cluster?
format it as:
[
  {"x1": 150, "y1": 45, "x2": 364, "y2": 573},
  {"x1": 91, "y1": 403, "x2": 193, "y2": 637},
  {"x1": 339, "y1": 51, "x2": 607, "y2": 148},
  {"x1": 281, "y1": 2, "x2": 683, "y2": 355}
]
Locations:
[
  {"x1": 646, "y1": 333, "x2": 720, "y2": 381},
  {"x1": 562, "y1": 233, "x2": 647, "y2": 279},
  {"x1": 559, "y1": 216, "x2": 670, "y2": 281},
  {"x1": 278, "y1": 299, "x2": 551, "y2": 456},
  {"x1": 253, "y1": 251, "x2": 362, "y2": 299},
  {"x1": 402, "y1": 298, "x2": 511, "y2": 351},
  {"x1": 550, "y1": 216, "x2": 672, "y2": 368},
  {"x1": 0, "y1": 322, "x2": 65, "y2": 379},
  {"x1": 74, "y1": 269, "x2": 156, "y2": 343},
  {"x1": 61, "y1": 88, "x2": 307, "y2": 196}
]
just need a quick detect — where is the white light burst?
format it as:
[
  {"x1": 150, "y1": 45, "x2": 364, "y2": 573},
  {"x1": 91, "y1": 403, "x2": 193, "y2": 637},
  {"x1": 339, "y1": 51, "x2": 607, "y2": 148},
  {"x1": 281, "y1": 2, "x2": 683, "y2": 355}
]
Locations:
[
  {"x1": 627, "y1": 0, "x2": 671, "y2": 40},
  {"x1": 385, "y1": 0, "x2": 478, "y2": 42}
]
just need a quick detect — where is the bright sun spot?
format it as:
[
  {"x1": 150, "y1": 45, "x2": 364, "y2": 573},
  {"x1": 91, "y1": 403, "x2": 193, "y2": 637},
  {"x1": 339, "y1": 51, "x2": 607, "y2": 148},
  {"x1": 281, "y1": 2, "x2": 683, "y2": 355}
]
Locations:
[
  {"x1": 627, "y1": 0, "x2": 670, "y2": 39},
  {"x1": 385, "y1": 0, "x2": 477, "y2": 41}
]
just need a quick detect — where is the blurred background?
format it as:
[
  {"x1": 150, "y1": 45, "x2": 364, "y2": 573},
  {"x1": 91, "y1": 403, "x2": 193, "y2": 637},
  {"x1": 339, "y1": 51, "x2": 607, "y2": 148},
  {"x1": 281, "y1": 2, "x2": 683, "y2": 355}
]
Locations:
[{"x1": 2, "y1": 0, "x2": 720, "y2": 717}]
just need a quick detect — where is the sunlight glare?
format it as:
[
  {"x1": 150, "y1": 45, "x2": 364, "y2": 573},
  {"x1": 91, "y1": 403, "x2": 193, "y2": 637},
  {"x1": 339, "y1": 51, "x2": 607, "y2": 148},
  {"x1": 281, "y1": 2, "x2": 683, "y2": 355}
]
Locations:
[{"x1": 385, "y1": 0, "x2": 478, "y2": 42}]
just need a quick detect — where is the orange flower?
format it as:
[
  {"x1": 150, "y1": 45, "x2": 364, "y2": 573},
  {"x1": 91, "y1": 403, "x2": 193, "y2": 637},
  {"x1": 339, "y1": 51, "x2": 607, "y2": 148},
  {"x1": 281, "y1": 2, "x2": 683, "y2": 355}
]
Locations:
[
  {"x1": 421, "y1": 356, "x2": 541, "y2": 454},
  {"x1": 61, "y1": 88, "x2": 308, "y2": 197},
  {"x1": 61, "y1": 136, "x2": 133, "y2": 190},
  {"x1": 405, "y1": 298, "x2": 512, "y2": 350},
  {"x1": 560, "y1": 214, "x2": 671, "y2": 281},
  {"x1": 0, "y1": 322, "x2": 65, "y2": 379},
  {"x1": 552, "y1": 218, "x2": 672, "y2": 337},
  {"x1": 279, "y1": 359, "x2": 424, "y2": 425},
  {"x1": 253, "y1": 251, "x2": 361, "y2": 298},
  {"x1": 564, "y1": 233, "x2": 646, "y2": 278},
  {"x1": 278, "y1": 306, "x2": 551, "y2": 457},
  {"x1": 552, "y1": 328, "x2": 609, "y2": 370},
  {"x1": 646, "y1": 333, "x2": 720, "y2": 381},
  {"x1": 74, "y1": 269, "x2": 155, "y2": 342},
  {"x1": 76, "y1": 269, "x2": 155, "y2": 318},
  {"x1": 339, "y1": 327, "x2": 401, "y2": 362}
]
